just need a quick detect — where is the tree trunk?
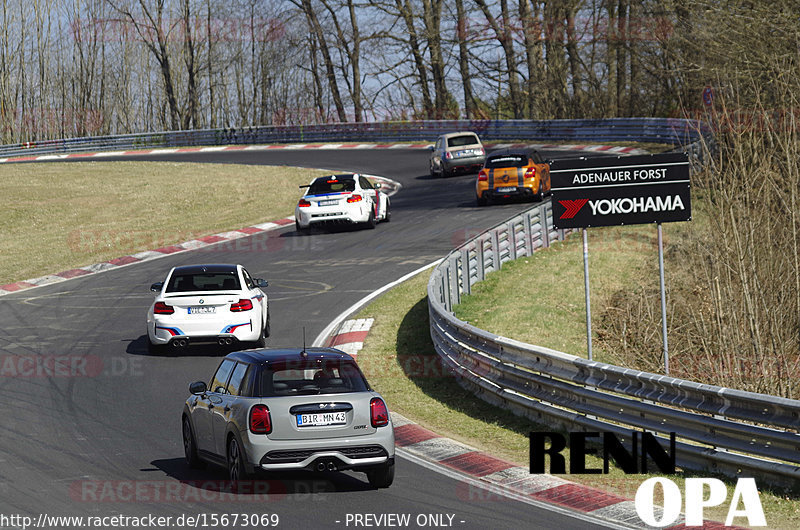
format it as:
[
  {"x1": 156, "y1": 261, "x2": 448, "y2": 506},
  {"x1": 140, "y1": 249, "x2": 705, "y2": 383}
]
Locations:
[
  {"x1": 299, "y1": 0, "x2": 347, "y2": 121},
  {"x1": 347, "y1": 0, "x2": 362, "y2": 122},
  {"x1": 565, "y1": 1, "x2": 583, "y2": 117},
  {"x1": 616, "y1": 0, "x2": 627, "y2": 116},
  {"x1": 423, "y1": 0, "x2": 450, "y2": 118},
  {"x1": 519, "y1": 0, "x2": 543, "y2": 118},
  {"x1": 474, "y1": 0, "x2": 523, "y2": 118},
  {"x1": 182, "y1": 0, "x2": 199, "y2": 129},
  {"x1": 455, "y1": 0, "x2": 475, "y2": 118},
  {"x1": 544, "y1": 0, "x2": 567, "y2": 118},
  {"x1": 207, "y1": 0, "x2": 215, "y2": 128},
  {"x1": 395, "y1": 0, "x2": 433, "y2": 117}
]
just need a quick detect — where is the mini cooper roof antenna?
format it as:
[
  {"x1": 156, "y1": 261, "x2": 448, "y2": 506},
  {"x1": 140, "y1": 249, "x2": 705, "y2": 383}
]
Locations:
[{"x1": 301, "y1": 327, "x2": 308, "y2": 357}]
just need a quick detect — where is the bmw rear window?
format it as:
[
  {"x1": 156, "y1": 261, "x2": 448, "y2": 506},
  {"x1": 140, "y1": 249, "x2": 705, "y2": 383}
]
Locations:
[
  {"x1": 308, "y1": 177, "x2": 356, "y2": 195},
  {"x1": 166, "y1": 272, "x2": 241, "y2": 292},
  {"x1": 447, "y1": 135, "x2": 480, "y2": 147},
  {"x1": 258, "y1": 360, "x2": 369, "y2": 396},
  {"x1": 485, "y1": 155, "x2": 527, "y2": 168}
]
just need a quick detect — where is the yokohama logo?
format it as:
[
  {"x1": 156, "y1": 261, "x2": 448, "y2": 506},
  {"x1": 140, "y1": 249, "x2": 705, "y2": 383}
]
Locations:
[
  {"x1": 560, "y1": 195, "x2": 685, "y2": 219},
  {"x1": 558, "y1": 199, "x2": 589, "y2": 219}
]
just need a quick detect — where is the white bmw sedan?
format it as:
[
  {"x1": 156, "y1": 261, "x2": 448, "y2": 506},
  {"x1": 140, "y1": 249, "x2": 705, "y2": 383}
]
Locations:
[
  {"x1": 146, "y1": 264, "x2": 269, "y2": 353},
  {"x1": 295, "y1": 173, "x2": 390, "y2": 232}
]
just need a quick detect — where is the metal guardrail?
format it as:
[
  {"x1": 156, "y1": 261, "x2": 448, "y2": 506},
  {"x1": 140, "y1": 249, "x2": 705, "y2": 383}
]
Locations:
[
  {"x1": 0, "y1": 118, "x2": 710, "y2": 158},
  {"x1": 427, "y1": 203, "x2": 800, "y2": 488}
]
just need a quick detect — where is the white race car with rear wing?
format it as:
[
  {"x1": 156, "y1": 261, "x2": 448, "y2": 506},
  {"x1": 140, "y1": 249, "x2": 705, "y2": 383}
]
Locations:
[{"x1": 295, "y1": 173, "x2": 390, "y2": 231}]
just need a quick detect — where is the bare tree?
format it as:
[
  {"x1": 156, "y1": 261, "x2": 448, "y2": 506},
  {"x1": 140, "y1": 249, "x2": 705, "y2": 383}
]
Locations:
[
  {"x1": 474, "y1": 0, "x2": 522, "y2": 118},
  {"x1": 391, "y1": 0, "x2": 434, "y2": 117},
  {"x1": 295, "y1": 0, "x2": 347, "y2": 121},
  {"x1": 106, "y1": 0, "x2": 182, "y2": 129}
]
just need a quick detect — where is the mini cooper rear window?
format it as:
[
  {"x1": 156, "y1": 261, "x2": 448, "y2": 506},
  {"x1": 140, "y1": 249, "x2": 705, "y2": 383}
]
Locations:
[
  {"x1": 308, "y1": 177, "x2": 356, "y2": 195},
  {"x1": 166, "y1": 272, "x2": 241, "y2": 292},
  {"x1": 258, "y1": 360, "x2": 368, "y2": 396},
  {"x1": 447, "y1": 135, "x2": 480, "y2": 148},
  {"x1": 485, "y1": 155, "x2": 527, "y2": 168}
]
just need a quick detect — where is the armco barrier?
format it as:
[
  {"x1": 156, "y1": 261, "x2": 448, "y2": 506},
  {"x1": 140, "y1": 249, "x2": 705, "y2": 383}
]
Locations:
[
  {"x1": 427, "y1": 203, "x2": 800, "y2": 488},
  {"x1": 0, "y1": 118, "x2": 710, "y2": 158}
]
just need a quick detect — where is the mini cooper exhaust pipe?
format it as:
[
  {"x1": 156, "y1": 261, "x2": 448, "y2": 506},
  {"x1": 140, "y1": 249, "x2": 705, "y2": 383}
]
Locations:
[
  {"x1": 316, "y1": 462, "x2": 327, "y2": 472},
  {"x1": 327, "y1": 462, "x2": 337, "y2": 472}
]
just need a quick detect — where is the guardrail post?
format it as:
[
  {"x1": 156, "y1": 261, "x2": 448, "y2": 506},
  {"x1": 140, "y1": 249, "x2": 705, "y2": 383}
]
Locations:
[
  {"x1": 449, "y1": 254, "x2": 460, "y2": 306},
  {"x1": 540, "y1": 204, "x2": 550, "y2": 248},
  {"x1": 523, "y1": 213, "x2": 533, "y2": 256},
  {"x1": 442, "y1": 270, "x2": 451, "y2": 312},
  {"x1": 490, "y1": 231, "x2": 500, "y2": 272},
  {"x1": 477, "y1": 237, "x2": 486, "y2": 282},
  {"x1": 461, "y1": 248, "x2": 471, "y2": 295},
  {"x1": 507, "y1": 222, "x2": 517, "y2": 260}
]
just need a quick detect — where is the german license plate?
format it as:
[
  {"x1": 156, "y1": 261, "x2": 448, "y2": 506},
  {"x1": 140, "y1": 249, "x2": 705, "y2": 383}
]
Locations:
[
  {"x1": 496, "y1": 187, "x2": 516, "y2": 192},
  {"x1": 188, "y1": 306, "x2": 215, "y2": 314},
  {"x1": 318, "y1": 199, "x2": 338, "y2": 206},
  {"x1": 296, "y1": 411, "x2": 347, "y2": 427}
]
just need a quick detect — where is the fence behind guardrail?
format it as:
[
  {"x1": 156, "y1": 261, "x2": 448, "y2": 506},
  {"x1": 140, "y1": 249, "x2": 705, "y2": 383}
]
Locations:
[{"x1": 0, "y1": 118, "x2": 711, "y2": 158}]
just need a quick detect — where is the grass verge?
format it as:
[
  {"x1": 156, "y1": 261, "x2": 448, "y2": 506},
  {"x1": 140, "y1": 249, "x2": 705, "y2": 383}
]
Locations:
[
  {"x1": 354, "y1": 269, "x2": 800, "y2": 527},
  {"x1": 0, "y1": 161, "x2": 327, "y2": 285}
]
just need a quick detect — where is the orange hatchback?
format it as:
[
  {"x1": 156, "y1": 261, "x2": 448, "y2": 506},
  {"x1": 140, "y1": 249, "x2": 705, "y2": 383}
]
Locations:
[{"x1": 476, "y1": 150, "x2": 551, "y2": 206}]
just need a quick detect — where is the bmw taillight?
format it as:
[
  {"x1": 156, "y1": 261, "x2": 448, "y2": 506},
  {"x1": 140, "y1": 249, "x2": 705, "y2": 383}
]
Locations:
[
  {"x1": 298, "y1": 198, "x2": 311, "y2": 207},
  {"x1": 524, "y1": 167, "x2": 536, "y2": 179},
  {"x1": 476, "y1": 148, "x2": 485, "y2": 155},
  {"x1": 347, "y1": 194, "x2": 363, "y2": 203},
  {"x1": 153, "y1": 302, "x2": 174, "y2": 314},
  {"x1": 445, "y1": 151, "x2": 453, "y2": 159},
  {"x1": 231, "y1": 299, "x2": 253, "y2": 312},
  {"x1": 249, "y1": 404, "x2": 272, "y2": 434},
  {"x1": 478, "y1": 170, "x2": 488, "y2": 182},
  {"x1": 370, "y1": 398, "x2": 389, "y2": 427}
]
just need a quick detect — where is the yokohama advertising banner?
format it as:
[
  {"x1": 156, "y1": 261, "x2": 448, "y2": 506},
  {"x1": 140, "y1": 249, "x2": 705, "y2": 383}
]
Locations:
[{"x1": 550, "y1": 153, "x2": 691, "y2": 229}]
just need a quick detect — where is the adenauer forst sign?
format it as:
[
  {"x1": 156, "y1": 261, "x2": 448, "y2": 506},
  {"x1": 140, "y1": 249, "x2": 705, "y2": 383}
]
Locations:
[{"x1": 550, "y1": 153, "x2": 691, "y2": 229}]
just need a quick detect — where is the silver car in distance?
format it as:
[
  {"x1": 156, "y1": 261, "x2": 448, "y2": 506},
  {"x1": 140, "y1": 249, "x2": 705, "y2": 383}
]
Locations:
[{"x1": 182, "y1": 348, "x2": 395, "y2": 488}]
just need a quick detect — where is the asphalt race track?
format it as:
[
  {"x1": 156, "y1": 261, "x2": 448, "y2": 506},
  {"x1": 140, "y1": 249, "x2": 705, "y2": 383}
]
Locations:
[{"x1": 0, "y1": 148, "x2": 615, "y2": 529}]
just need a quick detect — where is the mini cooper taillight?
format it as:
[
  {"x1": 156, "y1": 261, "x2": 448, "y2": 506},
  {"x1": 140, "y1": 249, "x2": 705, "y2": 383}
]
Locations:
[
  {"x1": 477, "y1": 170, "x2": 488, "y2": 181},
  {"x1": 476, "y1": 147, "x2": 485, "y2": 156},
  {"x1": 250, "y1": 404, "x2": 272, "y2": 434},
  {"x1": 370, "y1": 398, "x2": 389, "y2": 427},
  {"x1": 524, "y1": 167, "x2": 536, "y2": 179},
  {"x1": 298, "y1": 199, "x2": 311, "y2": 207},
  {"x1": 230, "y1": 299, "x2": 253, "y2": 312},
  {"x1": 347, "y1": 194, "x2": 363, "y2": 203},
  {"x1": 153, "y1": 302, "x2": 174, "y2": 314},
  {"x1": 445, "y1": 151, "x2": 453, "y2": 159}
]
